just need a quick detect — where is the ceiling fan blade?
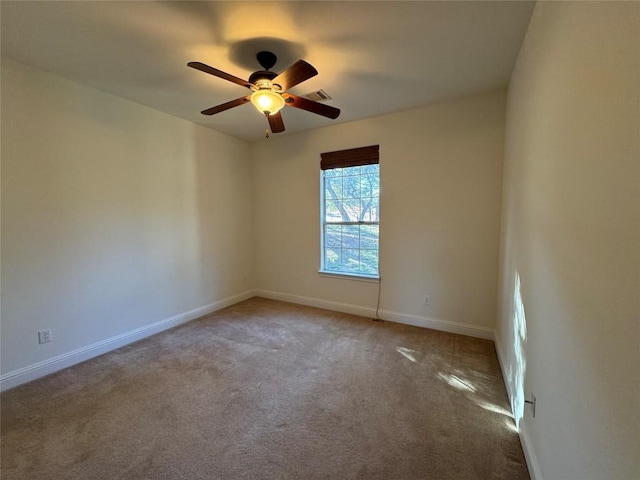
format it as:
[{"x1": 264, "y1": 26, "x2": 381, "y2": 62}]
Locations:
[
  {"x1": 282, "y1": 93, "x2": 340, "y2": 119},
  {"x1": 187, "y1": 61, "x2": 253, "y2": 89},
  {"x1": 267, "y1": 111, "x2": 285, "y2": 133},
  {"x1": 201, "y1": 96, "x2": 251, "y2": 115},
  {"x1": 272, "y1": 60, "x2": 318, "y2": 91}
]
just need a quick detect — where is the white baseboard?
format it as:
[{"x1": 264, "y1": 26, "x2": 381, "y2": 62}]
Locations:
[
  {"x1": 0, "y1": 289, "x2": 256, "y2": 392},
  {"x1": 494, "y1": 334, "x2": 543, "y2": 480},
  {"x1": 519, "y1": 423, "x2": 543, "y2": 480},
  {"x1": 256, "y1": 289, "x2": 494, "y2": 340}
]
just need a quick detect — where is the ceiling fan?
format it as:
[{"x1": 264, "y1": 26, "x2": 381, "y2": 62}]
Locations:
[{"x1": 187, "y1": 51, "x2": 340, "y2": 135}]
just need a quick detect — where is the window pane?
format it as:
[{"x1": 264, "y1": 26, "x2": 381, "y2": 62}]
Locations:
[
  {"x1": 342, "y1": 199, "x2": 361, "y2": 222},
  {"x1": 324, "y1": 167, "x2": 340, "y2": 178},
  {"x1": 325, "y1": 248, "x2": 341, "y2": 271},
  {"x1": 346, "y1": 165, "x2": 362, "y2": 176},
  {"x1": 360, "y1": 197, "x2": 378, "y2": 222},
  {"x1": 324, "y1": 199, "x2": 343, "y2": 222},
  {"x1": 342, "y1": 249, "x2": 360, "y2": 272},
  {"x1": 360, "y1": 249, "x2": 378, "y2": 274},
  {"x1": 360, "y1": 225, "x2": 379, "y2": 249},
  {"x1": 342, "y1": 173, "x2": 362, "y2": 199},
  {"x1": 361, "y1": 164, "x2": 378, "y2": 175},
  {"x1": 324, "y1": 175, "x2": 343, "y2": 199},
  {"x1": 325, "y1": 225, "x2": 342, "y2": 247},
  {"x1": 321, "y1": 163, "x2": 379, "y2": 277},
  {"x1": 342, "y1": 225, "x2": 360, "y2": 248}
]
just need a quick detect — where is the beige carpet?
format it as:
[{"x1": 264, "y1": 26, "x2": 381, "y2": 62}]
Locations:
[{"x1": 1, "y1": 297, "x2": 529, "y2": 479}]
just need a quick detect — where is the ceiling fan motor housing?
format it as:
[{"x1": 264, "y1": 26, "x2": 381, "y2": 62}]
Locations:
[
  {"x1": 248, "y1": 70, "x2": 278, "y2": 85},
  {"x1": 249, "y1": 51, "x2": 280, "y2": 87}
]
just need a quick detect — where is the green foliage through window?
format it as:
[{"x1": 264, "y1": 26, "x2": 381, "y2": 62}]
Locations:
[{"x1": 321, "y1": 164, "x2": 379, "y2": 276}]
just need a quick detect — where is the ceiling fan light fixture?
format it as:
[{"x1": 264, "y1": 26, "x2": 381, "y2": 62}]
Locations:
[{"x1": 250, "y1": 89, "x2": 285, "y2": 115}]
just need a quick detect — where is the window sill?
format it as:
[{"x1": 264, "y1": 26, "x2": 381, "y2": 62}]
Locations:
[{"x1": 318, "y1": 270, "x2": 380, "y2": 283}]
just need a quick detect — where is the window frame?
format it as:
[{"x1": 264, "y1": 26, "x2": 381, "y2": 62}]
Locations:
[{"x1": 318, "y1": 146, "x2": 380, "y2": 281}]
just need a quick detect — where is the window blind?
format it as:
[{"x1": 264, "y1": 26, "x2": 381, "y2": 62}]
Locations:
[{"x1": 320, "y1": 145, "x2": 379, "y2": 170}]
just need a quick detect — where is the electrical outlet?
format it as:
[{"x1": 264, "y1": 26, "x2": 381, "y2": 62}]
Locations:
[
  {"x1": 38, "y1": 329, "x2": 51, "y2": 344},
  {"x1": 424, "y1": 295, "x2": 431, "y2": 305},
  {"x1": 525, "y1": 394, "x2": 537, "y2": 418}
]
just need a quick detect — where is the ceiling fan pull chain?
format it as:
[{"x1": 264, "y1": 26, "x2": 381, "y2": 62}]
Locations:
[{"x1": 265, "y1": 128, "x2": 270, "y2": 139}]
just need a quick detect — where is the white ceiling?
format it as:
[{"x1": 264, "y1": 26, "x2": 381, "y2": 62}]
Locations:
[{"x1": 1, "y1": 1, "x2": 535, "y2": 142}]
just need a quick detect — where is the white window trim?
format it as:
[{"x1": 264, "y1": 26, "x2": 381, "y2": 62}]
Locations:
[
  {"x1": 318, "y1": 270, "x2": 380, "y2": 283},
  {"x1": 319, "y1": 167, "x2": 380, "y2": 280}
]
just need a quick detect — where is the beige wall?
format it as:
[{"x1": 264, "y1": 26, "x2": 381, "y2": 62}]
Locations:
[
  {"x1": 1, "y1": 58, "x2": 254, "y2": 378},
  {"x1": 497, "y1": 2, "x2": 639, "y2": 479},
  {"x1": 252, "y1": 91, "x2": 506, "y2": 334}
]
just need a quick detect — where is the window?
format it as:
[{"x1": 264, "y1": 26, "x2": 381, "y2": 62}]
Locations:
[{"x1": 320, "y1": 145, "x2": 379, "y2": 278}]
